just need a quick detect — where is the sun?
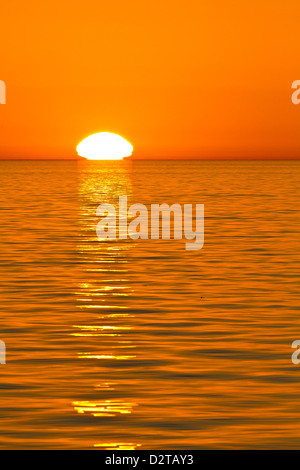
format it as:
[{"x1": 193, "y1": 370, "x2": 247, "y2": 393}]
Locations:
[{"x1": 76, "y1": 132, "x2": 133, "y2": 160}]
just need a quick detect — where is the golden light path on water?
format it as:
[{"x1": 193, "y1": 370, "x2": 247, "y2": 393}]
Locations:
[{"x1": 73, "y1": 160, "x2": 141, "y2": 450}]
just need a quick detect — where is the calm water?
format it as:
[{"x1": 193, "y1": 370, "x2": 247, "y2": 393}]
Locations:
[{"x1": 0, "y1": 159, "x2": 300, "y2": 449}]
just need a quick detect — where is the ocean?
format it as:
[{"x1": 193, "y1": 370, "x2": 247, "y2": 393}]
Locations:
[{"x1": 0, "y1": 159, "x2": 299, "y2": 449}]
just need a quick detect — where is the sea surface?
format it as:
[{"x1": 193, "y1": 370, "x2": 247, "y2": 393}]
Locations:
[{"x1": 0, "y1": 159, "x2": 300, "y2": 449}]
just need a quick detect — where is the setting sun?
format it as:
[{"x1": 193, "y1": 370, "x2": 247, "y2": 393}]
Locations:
[{"x1": 76, "y1": 132, "x2": 133, "y2": 160}]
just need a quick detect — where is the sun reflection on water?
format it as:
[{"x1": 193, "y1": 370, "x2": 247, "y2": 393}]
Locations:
[
  {"x1": 73, "y1": 160, "x2": 140, "y2": 448},
  {"x1": 94, "y1": 443, "x2": 141, "y2": 450},
  {"x1": 78, "y1": 353, "x2": 136, "y2": 360},
  {"x1": 73, "y1": 400, "x2": 137, "y2": 417}
]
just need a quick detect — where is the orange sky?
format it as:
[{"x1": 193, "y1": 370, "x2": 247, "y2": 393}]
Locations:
[{"x1": 1, "y1": 0, "x2": 300, "y2": 159}]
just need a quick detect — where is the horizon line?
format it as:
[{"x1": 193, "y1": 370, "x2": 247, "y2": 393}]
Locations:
[{"x1": 0, "y1": 157, "x2": 300, "y2": 161}]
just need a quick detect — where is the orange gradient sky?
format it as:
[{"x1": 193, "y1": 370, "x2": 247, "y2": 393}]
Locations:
[{"x1": 1, "y1": 0, "x2": 300, "y2": 159}]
